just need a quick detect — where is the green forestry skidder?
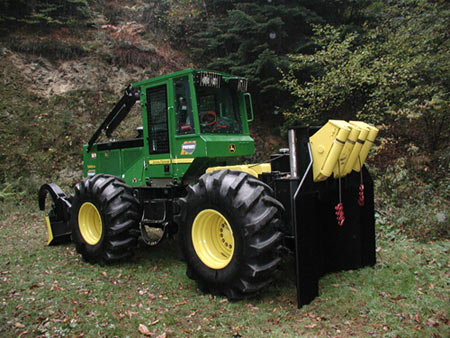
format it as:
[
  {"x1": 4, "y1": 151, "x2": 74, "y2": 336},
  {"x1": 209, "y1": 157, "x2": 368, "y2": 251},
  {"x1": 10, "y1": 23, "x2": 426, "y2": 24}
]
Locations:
[{"x1": 39, "y1": 69, "x2": 379, "y2": 307}]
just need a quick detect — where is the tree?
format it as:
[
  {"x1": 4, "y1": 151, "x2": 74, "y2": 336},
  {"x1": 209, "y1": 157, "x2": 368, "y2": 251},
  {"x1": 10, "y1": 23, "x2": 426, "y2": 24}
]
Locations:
[
  {"x1": 0, "y1": 0, "x2": 91, "y2": 28},
  {"x1": 191, "y1": 0, "x2": 369, "y2": 117},
  {"x1": 280, "y1": 0, "x2": 449, "y2": 150}
]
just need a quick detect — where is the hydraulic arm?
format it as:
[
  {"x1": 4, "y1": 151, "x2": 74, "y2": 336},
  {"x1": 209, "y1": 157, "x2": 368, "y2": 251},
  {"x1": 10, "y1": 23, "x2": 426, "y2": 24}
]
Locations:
[{"x1": 87, "y1": 85, "x2": 140, "y2": 151}]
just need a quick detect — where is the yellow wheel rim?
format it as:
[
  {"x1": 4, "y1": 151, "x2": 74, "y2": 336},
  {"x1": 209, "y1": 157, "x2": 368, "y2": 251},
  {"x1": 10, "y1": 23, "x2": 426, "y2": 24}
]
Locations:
[
  {"x1": 78, "y1": 202, "x2": 103, "y2": 245},
  {"x1": 192, "y1": 209, "x2": 235, "y2": 269}
]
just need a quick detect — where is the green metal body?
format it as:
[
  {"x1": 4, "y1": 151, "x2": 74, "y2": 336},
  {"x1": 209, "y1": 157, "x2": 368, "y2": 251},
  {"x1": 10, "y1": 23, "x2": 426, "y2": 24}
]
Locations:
[{"x1": 82, "y1": 69, "x2": 254, "y2": 186}]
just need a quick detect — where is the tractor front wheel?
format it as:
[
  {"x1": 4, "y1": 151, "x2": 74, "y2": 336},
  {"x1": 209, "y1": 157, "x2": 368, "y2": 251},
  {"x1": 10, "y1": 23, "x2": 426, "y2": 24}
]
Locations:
[
  {"x1": 70, "y1": 174, "x2": 140, "y2": 264},
  {"x1": 176, "y1": 170, "x2": 284, "y2": 300}
]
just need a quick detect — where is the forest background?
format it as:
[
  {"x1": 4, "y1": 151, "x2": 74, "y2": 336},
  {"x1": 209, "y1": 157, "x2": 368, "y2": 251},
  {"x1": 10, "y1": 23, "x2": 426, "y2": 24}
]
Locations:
[
  {"x1": 0, "y1": 1, "x2": 448, "y2": 336},
  {"x1": 1, "y1": 0, "x2": 448, "y2": 240}
]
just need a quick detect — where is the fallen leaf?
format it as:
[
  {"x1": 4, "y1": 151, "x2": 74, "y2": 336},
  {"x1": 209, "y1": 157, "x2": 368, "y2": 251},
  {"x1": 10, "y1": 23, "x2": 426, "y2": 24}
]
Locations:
[
  {"x1": 378, "y1": 291, "x2": 390, "y2": 298},
  {"x1": 426, "y1": 318, "x2": 439, "y2": 327},
  {"x1": 150, "y1": 319, "x2": 159, "y2": 326},
  {"x1": 100, "y1": 271, "x2": 107, "y2": 277},
  {"x1": 305, "y1": 323, "x2": 317, "y2": 329},
  {"x1": 15, "y1": 322, "x2": 25, "y2": 328},
  {"x1": 126, "y1": 310, "x2": 138, "y2": 319},
  {"x1": 138, "y1": 324, "x2": 152, "y2": 336},
  {"x1": 185, "y1": 311, "x2": 196, "y2": 318},
  {"x1": 173, "y1": 301, "x2": 188, "y2": 308},
  {"x1": 390, "y1": 296, "x2": 406, "y2": 302},
  {"x1": 415, "y1": 313, "x2": 421, "y2": 323},
  {"x1": 29, "y1": 284, "x2": 42, "y2": 290}
]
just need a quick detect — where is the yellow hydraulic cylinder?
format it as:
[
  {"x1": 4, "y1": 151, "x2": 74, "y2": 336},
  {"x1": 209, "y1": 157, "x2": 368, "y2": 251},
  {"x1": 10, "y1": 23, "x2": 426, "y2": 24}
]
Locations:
[
  {"x1": 351, "y1": 122, "x2": 378, "y2": 172},
  {"x1": 333, "y1": 123, "x2": 361, "y2": 178},
  {"x1": 310, "y1": 120, "x2": 351, "y2": 182}
]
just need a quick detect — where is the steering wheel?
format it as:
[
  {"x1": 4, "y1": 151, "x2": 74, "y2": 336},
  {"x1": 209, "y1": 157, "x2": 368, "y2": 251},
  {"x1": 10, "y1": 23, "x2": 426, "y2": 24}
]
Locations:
[{"x1": 200, "y1": 111, "x2": 217, "y2": 127}]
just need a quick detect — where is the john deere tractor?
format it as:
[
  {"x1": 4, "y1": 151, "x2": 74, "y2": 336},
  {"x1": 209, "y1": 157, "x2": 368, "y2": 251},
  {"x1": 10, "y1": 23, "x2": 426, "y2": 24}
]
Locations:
[{"x1": 39, "y1": 69, "x2": 378, "y2": 307}]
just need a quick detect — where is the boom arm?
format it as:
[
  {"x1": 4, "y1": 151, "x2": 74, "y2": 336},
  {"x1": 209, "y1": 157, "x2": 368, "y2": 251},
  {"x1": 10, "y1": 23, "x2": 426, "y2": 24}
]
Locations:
[{"x1": 87, "y1": 85, "x2": 140, "y2": 152}]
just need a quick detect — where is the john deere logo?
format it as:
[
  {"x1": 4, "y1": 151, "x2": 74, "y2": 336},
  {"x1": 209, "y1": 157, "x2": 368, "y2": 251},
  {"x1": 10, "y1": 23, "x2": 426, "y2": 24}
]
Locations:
[{"x1": 229, "y1": 144, "x2": 236, "y2": 153}]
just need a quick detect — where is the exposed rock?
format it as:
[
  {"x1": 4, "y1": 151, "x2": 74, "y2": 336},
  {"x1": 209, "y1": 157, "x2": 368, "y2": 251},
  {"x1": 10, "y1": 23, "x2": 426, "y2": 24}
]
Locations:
[
  {"x1": 0, "y1": 46, "x2": 10, "y2": 56},
  {"x1": 9, "y1": 53, "x2": 136, "y2": 97}
]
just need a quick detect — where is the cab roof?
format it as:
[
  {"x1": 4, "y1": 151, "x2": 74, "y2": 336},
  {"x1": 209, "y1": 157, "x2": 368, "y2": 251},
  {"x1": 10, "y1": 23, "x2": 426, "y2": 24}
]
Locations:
[{"x1": 132, "y1": 68, "x2": 244, "y2": 88}]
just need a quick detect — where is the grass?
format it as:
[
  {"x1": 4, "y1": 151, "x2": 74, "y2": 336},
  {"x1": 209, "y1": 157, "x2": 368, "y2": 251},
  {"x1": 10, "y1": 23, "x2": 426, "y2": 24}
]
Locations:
[{"x1": 0, "y1": 200, "x2": 449, "y2": 337}]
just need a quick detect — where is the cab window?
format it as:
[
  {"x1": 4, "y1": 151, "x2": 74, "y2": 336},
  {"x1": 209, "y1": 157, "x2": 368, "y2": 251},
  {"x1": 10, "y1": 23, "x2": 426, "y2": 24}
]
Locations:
[
  {"x1": 195, "y1": 82, "x2": 242, "y2": 134},
  {"x1": 174, "y1": 77, "x2": 195, "y2": 135}
]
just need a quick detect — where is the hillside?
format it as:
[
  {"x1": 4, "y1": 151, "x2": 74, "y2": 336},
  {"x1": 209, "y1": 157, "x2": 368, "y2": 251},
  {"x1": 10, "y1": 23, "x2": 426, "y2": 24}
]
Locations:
[
  {"x1": 0, "y1": 0, "x2": 449, "y2": 241},
  {"x1": 0, "y1": 1, "x2": 286, "y2": 199}
]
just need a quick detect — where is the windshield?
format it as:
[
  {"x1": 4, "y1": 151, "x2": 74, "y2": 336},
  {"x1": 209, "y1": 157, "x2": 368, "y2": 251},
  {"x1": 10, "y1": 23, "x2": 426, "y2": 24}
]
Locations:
[{"x1": 195, "y1": 83, "x2": 242, "y2": 134}]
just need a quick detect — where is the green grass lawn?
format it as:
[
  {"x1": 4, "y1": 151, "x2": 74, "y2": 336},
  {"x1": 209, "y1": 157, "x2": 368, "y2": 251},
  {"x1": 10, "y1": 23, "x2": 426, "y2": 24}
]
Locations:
[{"x1": 0, "y1": 201, "x2": 448, "y2": 337}]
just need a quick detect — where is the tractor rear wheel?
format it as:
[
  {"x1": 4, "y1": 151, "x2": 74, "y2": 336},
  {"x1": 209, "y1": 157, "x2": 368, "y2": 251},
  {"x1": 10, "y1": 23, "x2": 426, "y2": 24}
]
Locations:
[
  {"x1": 176, "y1": 170, "x2": 284, "y2": 299},
  {"x1": 70, "y1": 174, "x2": 140, "y2": 264}
]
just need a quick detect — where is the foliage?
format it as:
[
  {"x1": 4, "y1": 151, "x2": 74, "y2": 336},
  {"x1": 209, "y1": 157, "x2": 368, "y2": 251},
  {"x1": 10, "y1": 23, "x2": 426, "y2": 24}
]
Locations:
[
  {"x1": 190, "y1": 1, "x2": 371, "y2": 117},
  {"x1": 112, "y1": 43, "x2": 162, "y2": 68},
  {"x1": 0, "y1": 0, "x2": 91, "y2": 28},
  {"x1": 374, "y1": 157, "x2": 450, "y2": 241},
  {"x1": 8, "y1": 38, "x2": 88, "y2": 61},
  {"x1": 143, "y1": 0, "x2": 204, "y2": 46},
  {"x1": 0, "y1": 201, "x2": 448, "y2": 336},
  {"x1": 280, "y1": 0, "x2": 450, "y2": 152}
]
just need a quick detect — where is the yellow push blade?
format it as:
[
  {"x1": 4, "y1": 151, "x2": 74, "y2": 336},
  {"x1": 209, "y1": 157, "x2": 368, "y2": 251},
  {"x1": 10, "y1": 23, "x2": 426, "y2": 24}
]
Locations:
[
  {"x1": 333, "y1": 122, "x2": 361, "y2": 178},
  {"x1": 344, "y1": 121, "x2": 370, "y2": 175},
  {"x1": 309, "y1": 120, "x2": 351, "y2": 182},
  {"x1": 351, "y1": 122, "x2": 379, "y2": 172},
  {"x1": 45, "y1": 216, "x2": 54, "y2": 246},
  {"x1": 44, "y1": 216, "x2": 72, "y2": 246}
]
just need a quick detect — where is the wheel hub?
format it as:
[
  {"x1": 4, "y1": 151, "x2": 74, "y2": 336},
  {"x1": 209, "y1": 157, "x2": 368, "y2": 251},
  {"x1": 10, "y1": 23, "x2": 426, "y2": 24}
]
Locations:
[
  {"x1": 78, "y1": 202, "x2": 102, "y2": 245},
  {"x1": 192, "y1": 209, "x2": 235, "y2": 269}
]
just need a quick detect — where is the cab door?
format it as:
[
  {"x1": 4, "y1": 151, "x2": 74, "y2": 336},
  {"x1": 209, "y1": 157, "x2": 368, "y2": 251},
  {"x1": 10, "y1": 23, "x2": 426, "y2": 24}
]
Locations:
[{"x1": 144, "y1": 84, "x2": 173, "y2": 180}]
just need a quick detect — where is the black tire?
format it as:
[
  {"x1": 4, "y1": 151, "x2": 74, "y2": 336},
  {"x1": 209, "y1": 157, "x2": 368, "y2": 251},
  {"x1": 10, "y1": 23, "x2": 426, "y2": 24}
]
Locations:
[
  {"x1": 175, "y1": 170, "x2": 285, "y2": 299},
  {"x1": 70, "y1": 174, "x2": 140, "y2": 264}
]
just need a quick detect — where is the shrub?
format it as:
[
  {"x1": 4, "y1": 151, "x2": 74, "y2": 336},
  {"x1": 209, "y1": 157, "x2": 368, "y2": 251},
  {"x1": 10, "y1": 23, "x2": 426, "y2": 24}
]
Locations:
[
  {"x1": 374, "y1": 158, "x2": 450, "y2": 241},
  {"x1": 8, "y1": 38, "x2": 88, "y2": 61},
  {"x1": 112, "y1": 43, "x2": 162, "y2": 68}
]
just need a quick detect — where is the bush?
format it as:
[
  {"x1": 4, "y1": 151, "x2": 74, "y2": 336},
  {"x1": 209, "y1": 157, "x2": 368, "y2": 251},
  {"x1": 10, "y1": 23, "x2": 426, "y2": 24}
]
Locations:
[
  {"x1": 112, "y1": 43, "x2": 162, "y2": 68},
  {"x1": 280, "y1": 1, "x2": 450, "y2": 150},
  {"x1": 0, "y1": 0, "x2": 91, "y2": 28},
  {"x1": 8, "y1": 38, "x2": 88, "y2": 61},
  {"x1": 374, "y1": 158, "x2": 450, "y2": 241}
]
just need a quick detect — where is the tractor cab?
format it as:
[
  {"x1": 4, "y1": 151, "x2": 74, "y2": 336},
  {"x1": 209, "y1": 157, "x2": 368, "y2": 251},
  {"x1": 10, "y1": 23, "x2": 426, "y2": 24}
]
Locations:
[{"x1": 82, "y1": 69, "x2": 255, "y2": 187}]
